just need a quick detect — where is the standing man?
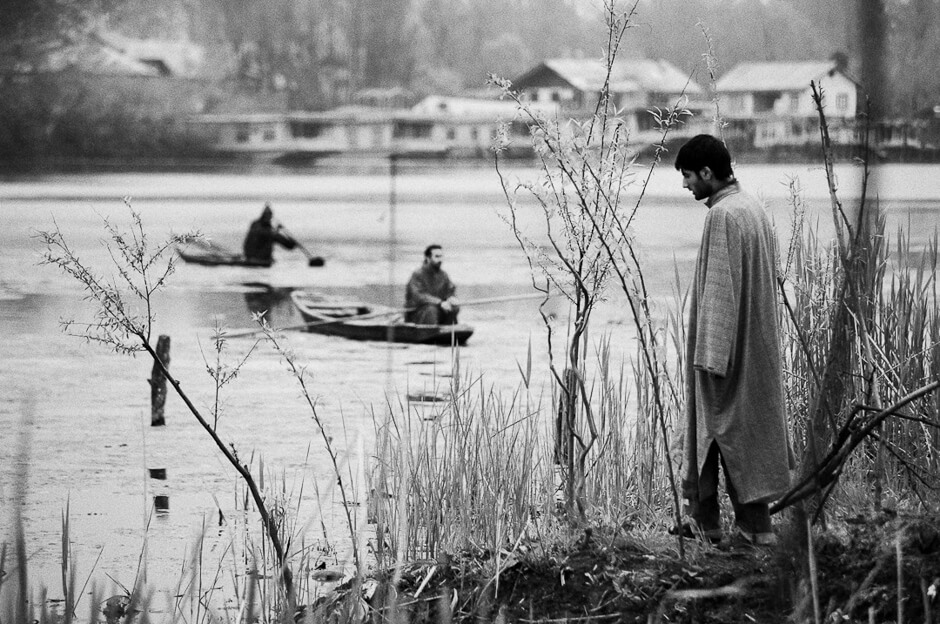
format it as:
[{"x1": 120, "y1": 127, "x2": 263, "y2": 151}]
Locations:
[
  {"x1": 243, "y1": 203, "x2": 296, "y2": 265},
  {"x1": 405, "y1": 244, "x2": 460, "y2": 325},
  {"x1": 675, "y1": 134, "x2": 791, "y2": 545}
]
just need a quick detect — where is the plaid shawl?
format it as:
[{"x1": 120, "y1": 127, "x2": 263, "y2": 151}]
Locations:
[{"x1": 682, "y1": 184, "x2": 793, "y2": 505}]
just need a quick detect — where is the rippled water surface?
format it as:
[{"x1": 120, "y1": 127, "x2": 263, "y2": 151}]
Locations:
[{"x1": 1, "y1": 161, "x2": 938, "y2": 604}]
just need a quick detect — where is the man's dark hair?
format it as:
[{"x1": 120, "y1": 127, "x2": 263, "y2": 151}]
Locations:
[
  {"x1": 424, "y1": 244, "x2": 442, "y2": 258},
  {"x1": 674, "y1": 134, "x2": 734, "y2": 180}
]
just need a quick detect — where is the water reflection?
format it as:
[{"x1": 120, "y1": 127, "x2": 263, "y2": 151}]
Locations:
[{"x1": 241, "y1": 282, "x2": 297, "y2": 326}]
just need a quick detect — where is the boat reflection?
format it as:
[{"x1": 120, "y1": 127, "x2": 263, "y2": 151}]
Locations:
[{"x1": 242, "y1": 283, "x2": 297, "y2": 326}]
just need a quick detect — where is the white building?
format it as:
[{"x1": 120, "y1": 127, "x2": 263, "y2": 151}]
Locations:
[
  {"x1": 716, "y1": 61, "x2": 859, "y2": 147},
  {"x1": 511, "y1": 57, "x2": 709, "y2": 139}
]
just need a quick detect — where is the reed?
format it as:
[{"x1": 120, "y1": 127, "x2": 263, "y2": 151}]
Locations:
[
  {"x1": 778, "y1": 203, "x2": 940, "y2": 512},
  {"x1": 371, "y1": 331, "x2": 687, "y2": 571}
]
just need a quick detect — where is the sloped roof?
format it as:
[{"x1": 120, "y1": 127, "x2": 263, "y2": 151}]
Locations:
[
  {"x1": 95, "y1": 31, "x2": 204, "y2": 76},
  {"x1": 44, "y1": 44, "x2": 162, "y2": 76},
  {"x1": 516, "y1": 58, "x2": 702, "y2": 95},
  {"x1": 39, "y1": 30, "x2": 204, "y2": 76},
  {"x1": 716, "y1": 61, "x2": 844, "y2": 92}
]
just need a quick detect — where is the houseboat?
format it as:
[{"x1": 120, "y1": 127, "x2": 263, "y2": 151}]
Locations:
[{"x1": 190, "y1": 95, "x2": 558, "y2": 161}]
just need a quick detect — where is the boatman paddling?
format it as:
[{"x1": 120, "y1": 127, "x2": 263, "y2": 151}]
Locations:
[
  {"x1": 243, "y1": 203, "x2": 297, "y2": 264},
  {"x1": 405, "y1": 244, "x2": 460, "y2": 325}
]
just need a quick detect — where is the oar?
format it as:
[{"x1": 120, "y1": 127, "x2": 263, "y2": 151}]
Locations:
[
  {"x1": 454, "y1": 293, "x2": 548, "y2": 308},
  {"x1": 225, "y1": 291, "x2": 549, "y2": 338},
  {"x1": 276, "y1": 223, "x2": 325, "y2": 267}
]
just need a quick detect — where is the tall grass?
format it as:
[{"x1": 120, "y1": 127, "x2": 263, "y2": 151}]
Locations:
[
  {"x1": 372, "y1": 370, "x2": 549, "y2": 565},
  {"x1": 370, "y1": 333, "x2": 686, "y2": 572},
  {"x1": 779, "y1": 192, "x2": 940, "y2": 512}
]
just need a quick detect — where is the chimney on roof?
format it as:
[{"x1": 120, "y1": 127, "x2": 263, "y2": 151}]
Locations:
[{"x1": 830, "y1": 50, "x2": 849, "y2": 73}]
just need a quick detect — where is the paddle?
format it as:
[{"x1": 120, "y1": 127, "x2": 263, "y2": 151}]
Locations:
[
  {"x1": 276, "y1": 223, "x2": 325, "y2": 267},
  {"x1": 225, "y1": 292, "x2": 549, "y2": 338}
]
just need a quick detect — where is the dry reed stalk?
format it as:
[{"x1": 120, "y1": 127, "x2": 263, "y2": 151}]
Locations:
[
  {"x1": 376, "y1": 368, "x2": 547, "y2": 564},
  {"x1": 897, "y1": 530, "x2": 905, "y2": 624},
  {"x1": 807, "y1": 517, "x2": 821, "y2": 624}
]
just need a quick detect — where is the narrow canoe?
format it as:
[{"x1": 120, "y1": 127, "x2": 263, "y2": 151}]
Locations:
[
  {"x1": 176, "y1": 240, "x2": 324, "y2": 268},
  {"x1": 176, "y1": 240, "x2": 273, "y2": 267},
  {"x1": 290, "y1": 290, "x2": 474, "y2": 346}
]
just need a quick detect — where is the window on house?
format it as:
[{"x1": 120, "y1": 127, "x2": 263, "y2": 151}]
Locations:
[
  {"x1": 393, "y1": 122, "x2": 433, "y2": 139},
  {"x1": 263, "y1": 126, "x2": 276, "y2": 141},
  {"x1": 790, "y1": 93, "x2": 800, "y2": 113},
  {"x1": 753, "y1": 92, "x2": 776, "y2": 113},
  {"x1": 291, "y1": 122, "x2": 324, "y2": 138},
  {"x1": 551, "y1": 91, "x2": 560, "y2": 102},
  {"x1": 471, "y1": 127, "x2": 479, "y2": 140},
  {"x1": 836, "y1": 93, "x2": 849, "y2": 111},
  {"x1": 446, "y1": 128, "x2": 456, "y2": 140},
  {"x1": 236, "y1": 124, "x2": 250, "y2": 143}
]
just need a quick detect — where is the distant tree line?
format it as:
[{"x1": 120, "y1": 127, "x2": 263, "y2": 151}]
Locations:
[
  {"x1": 5, "y1": 0, "x2": 938, "y2": 112},
  {"x1": 1, "y1": 0, "x2": 936, "y2": 163},
  {"x1": 135, "y1": 0, "x2": 601, "y2": 109}
]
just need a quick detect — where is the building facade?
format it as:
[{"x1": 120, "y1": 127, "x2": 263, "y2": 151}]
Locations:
[
  {"x1": 510, "y1": 57, "x2": 709, "y2": 140},
  {"x1": 716, "y1": 61, "x2": 859, "y2": 148}
]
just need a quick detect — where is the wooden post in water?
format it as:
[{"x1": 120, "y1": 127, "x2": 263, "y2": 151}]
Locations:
[
  {"x1": 151, "y1": 469, "x2": 169, "y2": 513},
  {"x1": 149, "y1": 335, "x2": 170, "y2": 426}
]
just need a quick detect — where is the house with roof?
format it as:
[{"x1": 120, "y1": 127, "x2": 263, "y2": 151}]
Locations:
[
  {"x1": 716, "y1": 60, "x2": 859, "y2": 148},
  {"x1": 510, "y1": 57, "x2": 708, "y2": 140},
  {"x1": 93, "y1": 31, "x2": 205, "y2": 77},
  {"x1": 35, "y1": 29, "x2": 205, "y2": 78}
]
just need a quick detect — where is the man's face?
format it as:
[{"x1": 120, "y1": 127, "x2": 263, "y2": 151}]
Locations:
[
  {"x1": 680, "y1": 168, "x2": 711, "y2": 201},
  {"x1": 426, "y1": 248, "x2": 444, "y2": 269}
]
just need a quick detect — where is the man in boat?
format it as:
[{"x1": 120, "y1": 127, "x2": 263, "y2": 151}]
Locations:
[
  {"x1": 242, "y1": 203, "x2": 296, "y2": 264},
  {"x1": 674, "y1": 134, "x2": 792, "y2": 546},
  {"x1": 405, "y1": 244, "x2": 460, "y2": 325}
]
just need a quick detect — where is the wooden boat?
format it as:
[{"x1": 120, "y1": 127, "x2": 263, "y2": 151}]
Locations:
[
  {"x1": 177, "y1": 240, "x2": 324, "y2": 268},
  {"x1": 290, "y1": 290, "x2": 474, "y2": 345},
  {"x1": 176, "y1": 240, "x2": 273, "y2": 267}
]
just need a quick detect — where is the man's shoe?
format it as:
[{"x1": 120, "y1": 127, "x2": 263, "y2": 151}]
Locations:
[
  {"x1": 735, "y1": 526, "x2": 777, "y2": 546},
  {"x1": 669, "y1": 522, "x2": 722, "y2": 544}
]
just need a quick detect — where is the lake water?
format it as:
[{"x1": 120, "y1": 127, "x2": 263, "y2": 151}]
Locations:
[{"x1": 1, "y1": 160, "x2": 938, "y2": 611}]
